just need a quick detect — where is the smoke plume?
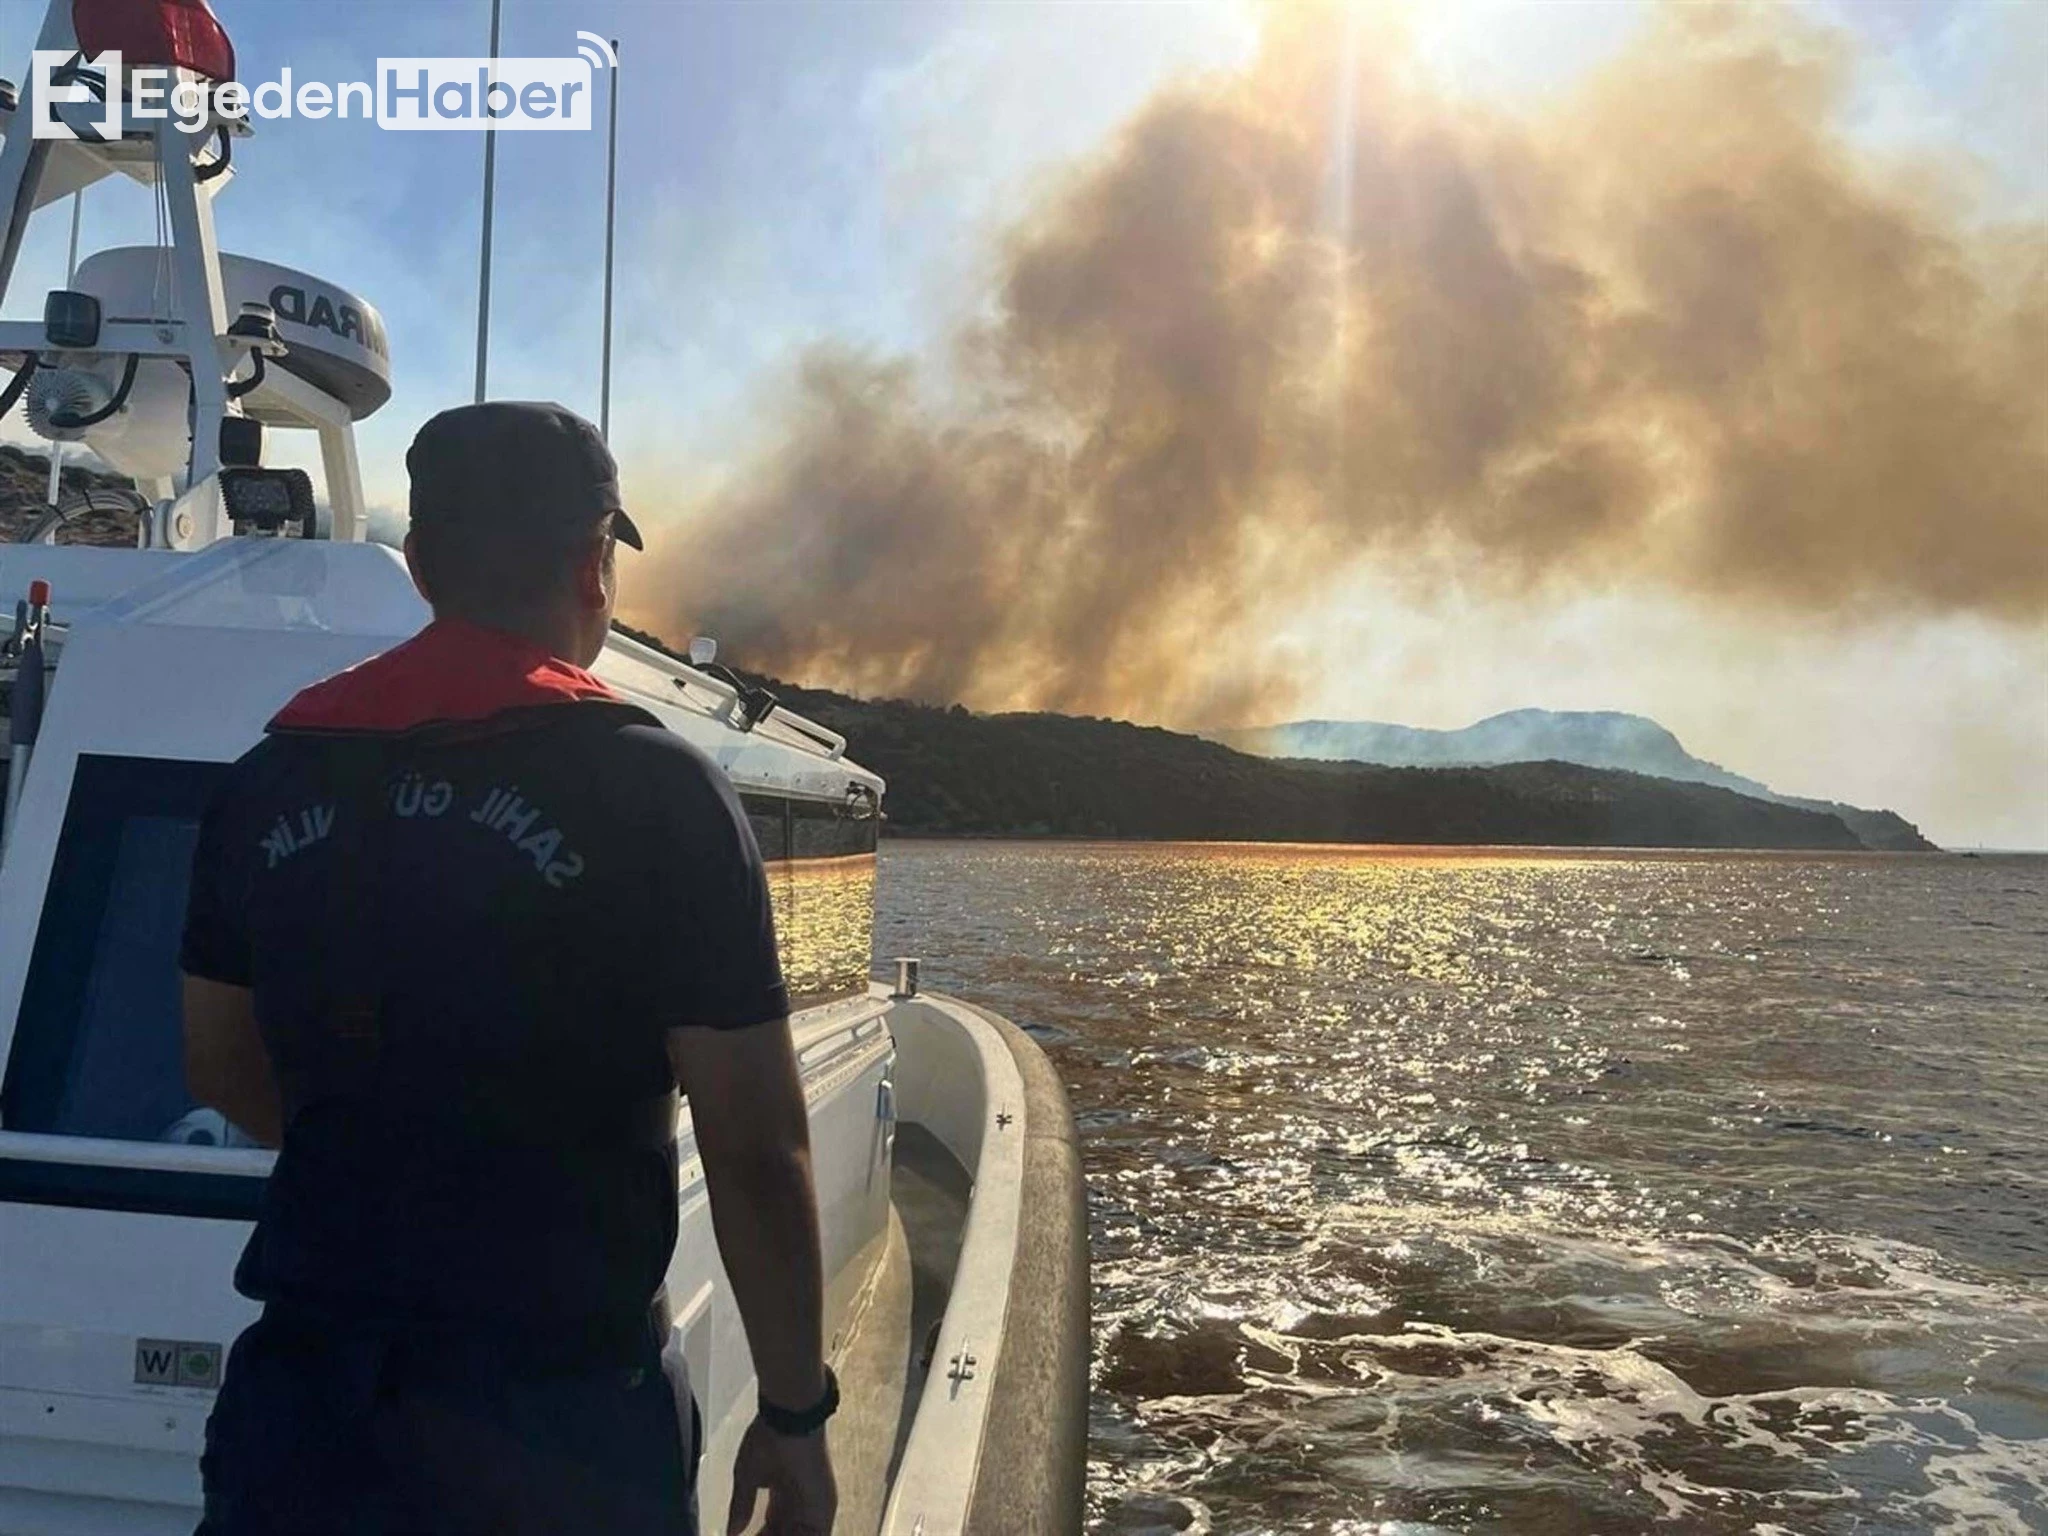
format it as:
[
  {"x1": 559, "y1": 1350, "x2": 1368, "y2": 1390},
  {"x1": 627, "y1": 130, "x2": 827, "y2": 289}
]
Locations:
[{"x1": 628, "y1": 3, "x2": 2047, "y2": 722}]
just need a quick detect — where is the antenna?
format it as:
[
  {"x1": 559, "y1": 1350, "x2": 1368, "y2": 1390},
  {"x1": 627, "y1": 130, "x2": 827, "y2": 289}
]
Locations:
[
  {"x1": 599, "y1": 37, "x2": 620, "y2": 440},
  {"x1": 473, "y1": 0, "x2": 503, "y2": 403}
]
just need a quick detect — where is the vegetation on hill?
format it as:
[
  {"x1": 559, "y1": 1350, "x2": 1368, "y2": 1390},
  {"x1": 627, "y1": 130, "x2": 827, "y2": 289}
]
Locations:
[
  {"x1": 615, "y1": 626, "x2": 1892, "y2": 851},
  {"x1": 0, "y1": 445, "x2": 144, "y2": 546}
]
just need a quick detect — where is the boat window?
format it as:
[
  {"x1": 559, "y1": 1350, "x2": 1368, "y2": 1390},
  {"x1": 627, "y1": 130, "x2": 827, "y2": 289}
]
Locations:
[
  {"x1": 791, "y1": 797, "x2": 880, "y2": 860},
  {"x1": 2, "y1": 754, "x2": 225, "y2": 1143},
  {"x1": 741, "y1": 791, "x2": 878, "y2": 1010},
  {"x1": 741, "y1": 792, "x2": 882, "y2": 863},
  {"x1": 740, "y1": 792, "x2": 789, "y2": 862}
]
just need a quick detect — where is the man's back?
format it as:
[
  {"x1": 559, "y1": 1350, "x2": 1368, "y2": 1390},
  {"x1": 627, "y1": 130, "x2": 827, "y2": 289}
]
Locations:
[{"x1": 183, "y1": 647, "x2": 785, "y2": 1356}]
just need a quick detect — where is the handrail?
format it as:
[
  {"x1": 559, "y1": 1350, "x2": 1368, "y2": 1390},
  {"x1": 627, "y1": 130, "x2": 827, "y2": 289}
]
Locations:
[
  {"x1": 0, "y1": 1128, "x2": 273, "y2": 1177},
  {"x1": 603, "y1": 628, "x2": 849, "y2": 761}
]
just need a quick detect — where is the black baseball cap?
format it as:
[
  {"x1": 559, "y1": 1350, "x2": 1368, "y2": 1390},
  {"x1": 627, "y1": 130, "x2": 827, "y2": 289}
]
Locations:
[{"x1": 406, "y1": 401, "x2": 643, "y2": 551}]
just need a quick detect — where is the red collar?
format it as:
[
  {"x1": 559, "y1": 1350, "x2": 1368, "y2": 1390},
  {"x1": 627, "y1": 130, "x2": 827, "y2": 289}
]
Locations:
[{"x1": 268, "y1": 618, "x2": 619, "y2": 736}]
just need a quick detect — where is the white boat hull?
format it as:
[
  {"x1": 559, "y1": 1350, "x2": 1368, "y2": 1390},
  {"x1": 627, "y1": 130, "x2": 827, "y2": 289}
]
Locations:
[{"x1": 0, "y1": 987, "x2": 1086, "y2": 1536}]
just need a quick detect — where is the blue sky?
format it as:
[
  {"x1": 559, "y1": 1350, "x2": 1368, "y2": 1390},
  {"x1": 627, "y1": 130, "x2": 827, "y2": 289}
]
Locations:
[
  {"x1": 6, "y1": 0, "x2": 2036, "y2": 502},
  {"x1": 3, "y1": 0, "x2": 1260, "y2": 506},
  {"x1": 2, "y1": 2, "x2": 2042, "y2": 845}
]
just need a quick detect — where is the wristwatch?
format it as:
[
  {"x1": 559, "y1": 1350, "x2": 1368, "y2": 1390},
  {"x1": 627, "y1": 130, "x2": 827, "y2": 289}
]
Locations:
[{"x1": 759, "y1": 1366, "x2": 839, "y2": 1437}]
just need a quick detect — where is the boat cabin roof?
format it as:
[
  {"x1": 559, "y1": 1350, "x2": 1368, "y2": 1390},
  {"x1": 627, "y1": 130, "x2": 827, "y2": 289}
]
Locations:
[{"x1": 0, "y1": 538, "x2": 879, "y2": 801}]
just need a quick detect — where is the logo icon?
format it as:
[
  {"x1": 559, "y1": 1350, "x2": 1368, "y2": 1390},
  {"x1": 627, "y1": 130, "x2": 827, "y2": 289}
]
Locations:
[
  {"x1": 134, "y1": 1338, "x2": 223, "y2": 1390},
  {"x1": 29, "y1": 49, "x2": 123, "y2": 141}
]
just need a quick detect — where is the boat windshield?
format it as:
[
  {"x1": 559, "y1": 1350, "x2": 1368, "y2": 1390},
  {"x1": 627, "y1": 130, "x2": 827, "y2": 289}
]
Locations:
[{"x1": 2, "y1": 754, "x2": 226, "y2": 1143}]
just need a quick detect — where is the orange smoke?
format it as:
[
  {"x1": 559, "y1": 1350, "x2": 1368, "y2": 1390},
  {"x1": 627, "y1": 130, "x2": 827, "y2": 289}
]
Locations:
[{"x1": 626, "y1": 3, "x2": 2047, "y2": 722}]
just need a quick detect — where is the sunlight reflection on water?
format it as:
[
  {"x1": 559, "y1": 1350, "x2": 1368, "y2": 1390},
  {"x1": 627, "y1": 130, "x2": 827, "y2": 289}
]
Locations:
[{"x1": 877, "y1": 843, "x2": 2048, "y2": 1534}]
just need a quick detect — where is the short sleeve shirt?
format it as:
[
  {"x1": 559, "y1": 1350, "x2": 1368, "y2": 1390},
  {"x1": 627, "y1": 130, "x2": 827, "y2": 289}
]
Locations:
[{"x1": 180, "y1": 706, "x2": 786, "y2": 1347}]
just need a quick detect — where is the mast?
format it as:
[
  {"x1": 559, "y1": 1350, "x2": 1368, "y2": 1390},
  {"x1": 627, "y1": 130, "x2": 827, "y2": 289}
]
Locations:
[
  {"x1": 42, "y1": 190, "x2": 83, "y2": 508},
  {"x1": 472, "y1": 0, "x2": 502, "y2": 402},
  {"x1": 599, "y1": 38, "x2": 620, "y2": 441}
]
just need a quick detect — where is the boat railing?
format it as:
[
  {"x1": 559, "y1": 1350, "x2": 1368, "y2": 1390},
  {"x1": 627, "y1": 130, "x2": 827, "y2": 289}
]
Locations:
[{"x1": 605, "y1": 628, "x2": 849, "y2": 763}]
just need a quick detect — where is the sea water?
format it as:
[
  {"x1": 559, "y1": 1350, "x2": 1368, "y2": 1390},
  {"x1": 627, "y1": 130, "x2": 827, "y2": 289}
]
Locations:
[{"x1": 877, "y1": 844, "x2": 2047, "y2": 1534}]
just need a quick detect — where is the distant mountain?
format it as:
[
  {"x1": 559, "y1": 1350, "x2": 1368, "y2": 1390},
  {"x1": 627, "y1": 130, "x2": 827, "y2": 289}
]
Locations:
[{"x1": 1216, "y1": 710, "x2": 1932, "y2": 851}]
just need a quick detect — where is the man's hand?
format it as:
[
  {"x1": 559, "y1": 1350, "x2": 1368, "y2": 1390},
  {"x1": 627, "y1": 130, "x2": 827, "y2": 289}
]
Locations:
[{"x1": 726, "y1": 1418, "x2": 836, "y2": 1536}]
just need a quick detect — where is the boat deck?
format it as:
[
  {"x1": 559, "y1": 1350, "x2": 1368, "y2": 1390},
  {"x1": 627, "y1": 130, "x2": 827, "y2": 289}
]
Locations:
[{"x1": 826, "y1": 1125, "x2": 971, "y2": 1536}]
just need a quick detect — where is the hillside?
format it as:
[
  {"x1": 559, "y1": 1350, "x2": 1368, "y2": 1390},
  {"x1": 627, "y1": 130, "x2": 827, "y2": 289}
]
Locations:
[
  {"x1": 0, "y1": 444, "x2": 145, "y2": 545},
  {"x1": 785, "y1": 694, "x2": 1864, "y2": 848},
  {"x1": 605, "y1": 630, "x2": 1873, "y2": 850},
  {"x1": 1222, "y1": 709, "x2": 1932, "y2": 851}
]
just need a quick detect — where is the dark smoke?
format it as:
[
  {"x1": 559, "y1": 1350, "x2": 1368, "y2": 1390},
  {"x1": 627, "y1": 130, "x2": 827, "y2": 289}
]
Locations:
[{"x1": 628, "y1": 3, "x2": 2047, "y2": 722}]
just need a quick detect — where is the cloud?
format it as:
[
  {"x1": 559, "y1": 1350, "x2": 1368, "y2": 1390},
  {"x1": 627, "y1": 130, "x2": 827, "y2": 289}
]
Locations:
[{"x1": 623, "y1": 2, "x2": 2046, "y2": 726}]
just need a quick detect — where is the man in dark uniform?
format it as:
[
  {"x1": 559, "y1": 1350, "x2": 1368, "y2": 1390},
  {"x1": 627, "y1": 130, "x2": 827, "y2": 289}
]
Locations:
[{"x1": 180, "y1": 402, "x2": 838, "y2": 1536}]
